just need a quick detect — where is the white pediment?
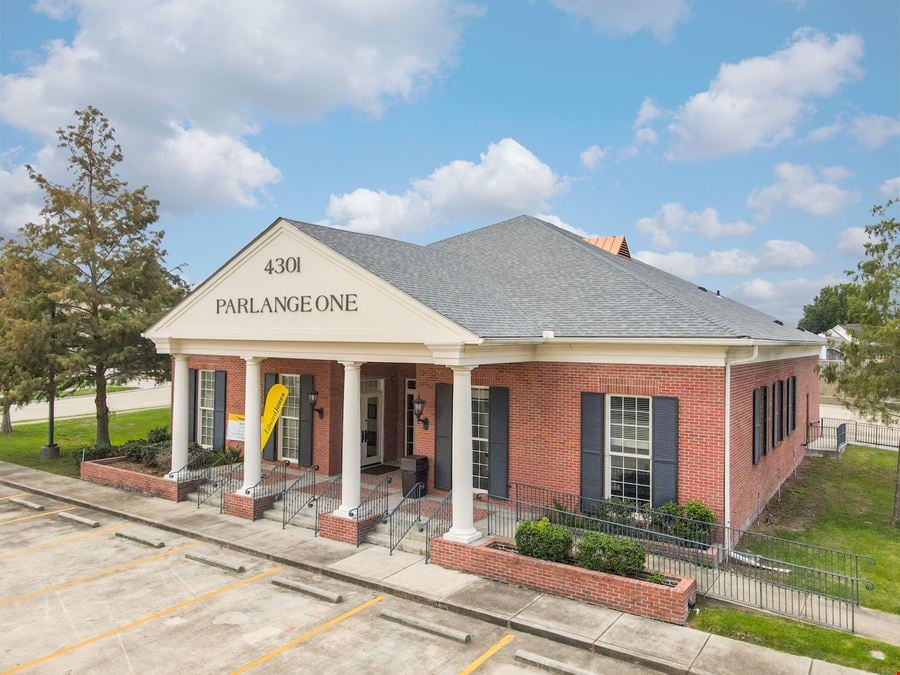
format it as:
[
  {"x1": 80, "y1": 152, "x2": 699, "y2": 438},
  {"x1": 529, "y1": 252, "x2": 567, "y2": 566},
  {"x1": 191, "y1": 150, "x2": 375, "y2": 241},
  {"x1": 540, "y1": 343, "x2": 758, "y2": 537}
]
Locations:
[{"x1": 145, "y1": 220, "x2": 479, "y2": 345}]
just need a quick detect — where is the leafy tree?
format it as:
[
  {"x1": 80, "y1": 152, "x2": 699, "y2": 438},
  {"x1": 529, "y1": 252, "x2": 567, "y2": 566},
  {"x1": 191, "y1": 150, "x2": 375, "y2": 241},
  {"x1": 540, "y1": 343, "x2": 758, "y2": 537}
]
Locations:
[
  {"x1": 823, "y1": 201, "x2": 899, "y2": 526},
  {"x1": 1, "y1": 107, "x2": 186, "y2": 448},
  {"x1": 797, "y1": 283, "x2": 862, "y2": 334}
]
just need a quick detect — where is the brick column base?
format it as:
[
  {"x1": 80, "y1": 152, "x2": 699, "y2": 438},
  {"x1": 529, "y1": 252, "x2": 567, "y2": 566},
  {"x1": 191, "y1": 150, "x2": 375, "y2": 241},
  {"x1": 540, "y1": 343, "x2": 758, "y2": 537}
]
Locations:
[
  {"x1": 319, "y1": 512, "x2": 383, "y2": 545},
  {"x1": 222, "y1": 492, "x2": 278, "y2": 520}
]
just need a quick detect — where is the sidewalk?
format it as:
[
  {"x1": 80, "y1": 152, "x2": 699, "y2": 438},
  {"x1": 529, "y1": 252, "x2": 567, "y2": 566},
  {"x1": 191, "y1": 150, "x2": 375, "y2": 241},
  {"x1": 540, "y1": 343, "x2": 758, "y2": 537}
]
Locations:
[
  {"x1": 10, "y1": 380, "x2": 170, "y2": 423},
  {"x1": 0, "y1": 461, "x2": 876, "y2": 675}
]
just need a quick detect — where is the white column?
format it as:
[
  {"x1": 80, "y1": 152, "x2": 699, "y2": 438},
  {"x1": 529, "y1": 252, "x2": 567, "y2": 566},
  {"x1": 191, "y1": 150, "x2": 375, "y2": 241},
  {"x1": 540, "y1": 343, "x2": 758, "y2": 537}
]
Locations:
[
  {"x1": 241, "y1": 356, "x2": 263, "y2": 491},
  {"x1": 445, "y1": 365, "x2": 481, "y2": 544},
  {"x1": 335, "y1": 361, "x2": 364, "y2": 517},
  {"x1": 169, "y1": 354, "x2": 190, "y2": 476}
]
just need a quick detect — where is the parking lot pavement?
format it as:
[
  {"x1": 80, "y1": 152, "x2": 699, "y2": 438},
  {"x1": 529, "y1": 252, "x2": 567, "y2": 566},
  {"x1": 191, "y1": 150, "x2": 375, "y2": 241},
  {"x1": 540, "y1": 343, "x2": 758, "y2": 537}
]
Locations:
[{"x1": 0, "y1": 488, "x2": 655, "y2": 674}]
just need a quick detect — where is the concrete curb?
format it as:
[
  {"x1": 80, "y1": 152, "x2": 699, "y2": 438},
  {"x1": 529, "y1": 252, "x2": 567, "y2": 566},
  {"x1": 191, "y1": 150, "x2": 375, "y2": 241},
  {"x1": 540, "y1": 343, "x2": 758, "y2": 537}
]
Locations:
[
  {"x1": 185, "y1": 552, "x2": 246, "y2": 573},
  {"x1": 379, "y1": 609, "x2": 471, "y2": 643},
  {"x1": 56, "y1": 512, "x2": 100, "y2": 528},
  {"x1": 115, "y1": 530, "x2": 166, "y2": 548},
  {"x1": 271, "y1": 578, "x2": 343, "y2": 604},
  {"x1": 514, "y1": 649, "x2": 597, "y2": 675},
  {"x1": 8, "y1": 498, "x2": 44, "y2": 511}
]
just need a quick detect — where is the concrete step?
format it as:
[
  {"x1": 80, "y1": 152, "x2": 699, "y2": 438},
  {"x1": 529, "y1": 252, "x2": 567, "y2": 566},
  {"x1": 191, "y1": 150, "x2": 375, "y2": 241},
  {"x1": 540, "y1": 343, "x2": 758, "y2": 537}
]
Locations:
[
  {"x1": 364, "y1": 530, "x2": 427, "y2": 556},
  {"x1": 262, "y1": 503, "x2": 318, "y2": 530},
  {"x1": 370, "y1": 521, "x2": 426, "y2": 542}
]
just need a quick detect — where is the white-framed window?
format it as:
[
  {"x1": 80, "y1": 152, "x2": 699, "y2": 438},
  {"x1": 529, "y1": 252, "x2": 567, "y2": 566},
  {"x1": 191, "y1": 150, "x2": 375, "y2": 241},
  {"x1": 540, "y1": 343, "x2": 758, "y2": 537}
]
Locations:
[
  {"x1": 404, "y1": 378, "x2": 417, "y2": 456},
  {"x1": 197, "y1": 369, "x2": 216, "y2": 448},
  {"x1": 278, "y1": 374, "x2": 301, "y2": 461},
  {"x1": 472, "y1": 386, "x2": 490, "y2": 491},
  {"x1": 607, "y1": 395, "x2": 652, "y2": 508}
]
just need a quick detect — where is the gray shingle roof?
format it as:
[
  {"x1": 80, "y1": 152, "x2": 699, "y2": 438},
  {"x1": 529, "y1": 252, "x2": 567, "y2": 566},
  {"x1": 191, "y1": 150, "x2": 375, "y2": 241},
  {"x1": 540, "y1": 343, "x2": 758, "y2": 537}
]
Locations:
[{"x1": 286, "y1": 216, "x2": 822, "y2": 343}]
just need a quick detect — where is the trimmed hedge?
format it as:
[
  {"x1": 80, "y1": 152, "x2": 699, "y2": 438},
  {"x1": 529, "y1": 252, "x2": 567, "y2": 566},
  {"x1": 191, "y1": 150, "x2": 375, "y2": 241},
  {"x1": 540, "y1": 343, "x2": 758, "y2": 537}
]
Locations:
[
  {"x1": 575, "y1": 531, "x2": 646, "y2": 576},
  {"x1": 654, "y1": 500, "x2": 717, "y2": 542},
  {"x1": 515, "y1": 518, "x2": 573, "y2": 563}
]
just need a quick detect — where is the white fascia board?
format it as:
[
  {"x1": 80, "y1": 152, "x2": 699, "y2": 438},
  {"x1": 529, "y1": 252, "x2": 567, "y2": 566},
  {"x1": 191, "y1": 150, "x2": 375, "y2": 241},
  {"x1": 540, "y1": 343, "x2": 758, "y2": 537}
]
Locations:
[{"x1": 166, "y1": 339, "x2": 437, "y2": 364}]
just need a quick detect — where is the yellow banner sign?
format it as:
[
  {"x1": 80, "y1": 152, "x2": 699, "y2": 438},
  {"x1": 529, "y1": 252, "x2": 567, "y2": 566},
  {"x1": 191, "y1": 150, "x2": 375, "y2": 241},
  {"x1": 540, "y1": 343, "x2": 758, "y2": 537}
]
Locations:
[{"x1": 261, "y1": 383, "x2": 289, "y2": 451}]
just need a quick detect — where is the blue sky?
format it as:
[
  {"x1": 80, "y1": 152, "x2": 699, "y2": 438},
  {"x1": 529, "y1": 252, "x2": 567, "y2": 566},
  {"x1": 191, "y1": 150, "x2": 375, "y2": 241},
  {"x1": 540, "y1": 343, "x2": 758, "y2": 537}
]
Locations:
[{"x1": 1, "y1": 0, "x2": 898, "y2": 323}]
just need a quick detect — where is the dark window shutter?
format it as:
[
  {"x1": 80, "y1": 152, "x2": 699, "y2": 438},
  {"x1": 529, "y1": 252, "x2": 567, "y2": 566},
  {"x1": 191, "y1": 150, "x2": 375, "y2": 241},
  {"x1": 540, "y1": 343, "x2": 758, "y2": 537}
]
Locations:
[
  {"x1": 187, "y1": 368, "x2": 197, "y2": 443},
  {"x1": 580, "y1": 393, "x2": 605, "y2": 506},
  {"x1": 762, "y1": 385, "x2": 769, "y2": 455},
  {"x1": 752, "y1": 387, "x2": 762, "y2": 465},
  {"x1": 434, "y1": 383, "x2": 453, "y2": 490},
  {"x1": 790, "y1": 376, "x2": 797, "y2": 432},
  {"x1": 213, "y1": 370, "x2": 227, "y2": 451},
  {"x1": 488, "y1": 386, "x2": 509, "y2": 498},
  {"x1": 778, "y1": 380, "x2": 785, "y2": 443},
  {"x1": 299, "y1": 374, "x2": 314, "y2": 467},
  {"x1": 652, "y1": 396, "x2": 679, "y2": 507},
  {"x1": 772, "y1": 382, "x2": 780, "y2": 449},
  {"x1": 262, "y1": 373, "x2": 277, "y2": 460}
]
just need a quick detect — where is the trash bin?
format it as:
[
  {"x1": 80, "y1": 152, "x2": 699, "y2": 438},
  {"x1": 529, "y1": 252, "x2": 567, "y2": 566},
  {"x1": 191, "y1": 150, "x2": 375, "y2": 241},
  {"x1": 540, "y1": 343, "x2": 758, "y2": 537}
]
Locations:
[{"x1": 401, "y1": 454, "x2": 428, "y2": 497}]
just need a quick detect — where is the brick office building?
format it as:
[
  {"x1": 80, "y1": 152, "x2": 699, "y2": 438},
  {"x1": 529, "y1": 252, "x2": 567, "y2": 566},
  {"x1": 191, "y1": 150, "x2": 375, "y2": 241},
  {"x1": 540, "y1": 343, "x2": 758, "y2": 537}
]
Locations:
[{"x1": 145, "y1": 215, "x2": 821, "y2": 540}]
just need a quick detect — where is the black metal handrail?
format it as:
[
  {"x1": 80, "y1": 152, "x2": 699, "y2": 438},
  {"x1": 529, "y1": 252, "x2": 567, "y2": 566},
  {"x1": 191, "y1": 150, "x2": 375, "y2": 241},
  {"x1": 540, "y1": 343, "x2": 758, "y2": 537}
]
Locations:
[
  {"x1": 348, "y1": 476, "x2": 392, "y2": 545},
  {"x1": 196, "y1": 455, "x2": 241, "y2": 508},
  {"x1": 282, "y1": 465, "x2": 320, "y2": 529},
  {"x1": 420, "y1": 490, "x2": 452, "y2": 563},
  {"x1": 245, "y1": 460, "x2": 291, "y2": 499},
  {"x1": 217, "y1": 465, "x2": 244, "y2": 513},
  {"x1": 313, "y1": 476, "x2": 342, "y2": 535},
  {"x1": 167, "y1": 447, "x2": 211, "y2": 481},
  {"x1": 384, "y1": 482, "x2": 424, "y2": 555}
]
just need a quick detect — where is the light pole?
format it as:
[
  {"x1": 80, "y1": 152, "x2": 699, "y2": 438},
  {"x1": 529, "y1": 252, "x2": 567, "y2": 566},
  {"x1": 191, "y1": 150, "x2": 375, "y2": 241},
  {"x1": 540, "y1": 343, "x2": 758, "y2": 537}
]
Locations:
[{"x1": 40, "y1": 302, "x2": 59, "y2": 460}]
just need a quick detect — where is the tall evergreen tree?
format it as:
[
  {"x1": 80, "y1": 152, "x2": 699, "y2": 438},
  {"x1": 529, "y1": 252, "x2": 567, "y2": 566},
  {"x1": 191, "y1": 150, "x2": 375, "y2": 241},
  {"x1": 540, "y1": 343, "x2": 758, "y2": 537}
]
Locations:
[{"x1": 2, "y1": 107, "x2": 186, "y2": 447}]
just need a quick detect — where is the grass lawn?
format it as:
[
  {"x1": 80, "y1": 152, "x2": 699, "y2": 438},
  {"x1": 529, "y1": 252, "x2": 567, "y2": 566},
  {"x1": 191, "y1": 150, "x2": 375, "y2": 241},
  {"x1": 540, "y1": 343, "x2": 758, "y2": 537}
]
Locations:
[
  {"x1": 751, "y1": 444, "x2": 900, "y2": 615},
  {"x1": 690, "y1": 603, "x2": 900, "y2": 674},
  {"x1": 58, "y1": 385, "x2": 136, "y2": 398},
  {"x1": 0, "y1": 407, "x2": 170, "y2": 478}
]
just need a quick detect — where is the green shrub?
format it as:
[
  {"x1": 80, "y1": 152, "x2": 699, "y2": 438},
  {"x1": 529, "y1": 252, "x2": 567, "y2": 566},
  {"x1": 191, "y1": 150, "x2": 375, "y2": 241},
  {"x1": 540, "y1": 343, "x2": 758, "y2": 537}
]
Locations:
[
  {"x1": 575, "y1": 531, "x2": 646, "y2": 576},
  {"x1": 145, "y1": 426, "x2": 171, "y2": 443},
  {"x1": 74, "y1": 445, "x2": 115, "y2": 463},
  {"x1": 515, "y1": 518, "x2": 573, "y2": 563},
  {"x1": 652, "y1": 499, "x2": 717, "y2": 542},
  {"x1": 211, "y1": 447, "x2": 243, "y2": 465},
  {"x1": 647, "y1": 572, "x2": 667, "y2": 585}
]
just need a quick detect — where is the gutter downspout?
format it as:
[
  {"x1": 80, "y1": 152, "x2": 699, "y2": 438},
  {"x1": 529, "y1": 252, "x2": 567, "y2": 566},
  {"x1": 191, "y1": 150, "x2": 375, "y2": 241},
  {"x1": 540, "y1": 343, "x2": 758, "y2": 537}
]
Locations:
[{"x1": 724, "y1": 344, "x2": 759, "y2": 545}]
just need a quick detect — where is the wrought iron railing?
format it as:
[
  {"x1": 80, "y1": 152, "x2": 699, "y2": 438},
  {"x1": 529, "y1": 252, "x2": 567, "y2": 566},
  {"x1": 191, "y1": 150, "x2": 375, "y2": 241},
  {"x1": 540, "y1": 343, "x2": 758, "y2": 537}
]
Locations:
[
  {"x1": 348, "y1": 476, "x2": 392, "y2": 546},
  {"x1": 421, "y1": 490, "x2": 452, "y2": 563},
  {"x1": 383, "y1": 482, "x2": 424, "y2": 555},
  {"x1": 167, "y1": 447, "x2": 211, "y2": 482},
  {"x1": 245, "y1": 460, "x2": 291, "y2": 499},
  {"x1": 196, "y1": 457, "x2": 242, "y2": 509},
  {"x1": 282, "y1": 465, "x2": 320, "y2": 529},
  {"x1": 484, "y1": 482, "x2": 875, "y2": 632},
  {"x1": 313, "y1": 476, "x2": 342, "y2": 535}
]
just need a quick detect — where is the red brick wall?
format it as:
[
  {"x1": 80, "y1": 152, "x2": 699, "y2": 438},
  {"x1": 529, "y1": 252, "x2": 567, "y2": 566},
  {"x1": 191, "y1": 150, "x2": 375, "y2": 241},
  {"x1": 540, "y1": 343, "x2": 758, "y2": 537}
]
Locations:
[
  {"x1": 319, "y1": 512, "x2": 382, "y2": 545},
  {"x1": 414, "y1": 362, "x2": 727, "y2": 519},
  {"x1": 222, "y1": 491, "x2": 277, "y2": 520},
  {"x1": 80, "y1": 457, "x2": 193, "y2": 501},
  {"x1": 431, "y1": 536, "x2": 696, "y2": 624},
  {"x1": 730, "y1": 355, "x2": 819, "y2": 531}
]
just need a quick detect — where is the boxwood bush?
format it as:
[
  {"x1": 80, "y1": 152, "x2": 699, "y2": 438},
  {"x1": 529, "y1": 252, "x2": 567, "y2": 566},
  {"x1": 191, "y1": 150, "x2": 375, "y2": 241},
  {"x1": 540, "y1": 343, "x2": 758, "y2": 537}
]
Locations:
[
  {"x1": 653, "y1": 499, "x2": 717, "y2": 542},
  {"x1": 574, "y1": 531, "x2": 646, "y2": 576},
  {"x1": 515, "y1": 518, "x2": 573, "y2": 563}
]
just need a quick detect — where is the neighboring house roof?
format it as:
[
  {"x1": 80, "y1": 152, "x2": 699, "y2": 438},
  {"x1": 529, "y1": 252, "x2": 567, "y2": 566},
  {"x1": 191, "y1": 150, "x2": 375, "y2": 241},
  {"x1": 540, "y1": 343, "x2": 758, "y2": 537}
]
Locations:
[
  {"x1": 821, "y1": 324, "x2": 861, "y2": 345},
  {"x1": 584, "y1": 235, "x2": 631, "y2": 258},
  {"x1": 286, "y1": 215, "x2": 822, "y2": 344}
]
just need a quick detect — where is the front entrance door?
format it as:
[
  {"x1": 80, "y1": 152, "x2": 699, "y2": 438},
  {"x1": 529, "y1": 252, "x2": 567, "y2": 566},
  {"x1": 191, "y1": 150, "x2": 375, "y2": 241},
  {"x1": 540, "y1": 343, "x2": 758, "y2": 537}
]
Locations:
[{"x1": 360, "y1": 379, "x2": 383, "y2": 467}]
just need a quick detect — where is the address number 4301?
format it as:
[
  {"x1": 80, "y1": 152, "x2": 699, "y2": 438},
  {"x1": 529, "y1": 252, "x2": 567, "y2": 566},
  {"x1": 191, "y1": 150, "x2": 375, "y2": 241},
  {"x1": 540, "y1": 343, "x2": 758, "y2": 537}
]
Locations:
[{"x1": 264, "y1": 257, "x2": 301, "y2": 274}]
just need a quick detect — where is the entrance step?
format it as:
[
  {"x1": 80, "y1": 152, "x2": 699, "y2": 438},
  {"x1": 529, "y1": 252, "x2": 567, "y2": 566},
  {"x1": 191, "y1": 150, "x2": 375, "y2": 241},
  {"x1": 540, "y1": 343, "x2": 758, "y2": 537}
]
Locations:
[
  {"x1": 364, "y1": 530, "x2": 427, "y2": 556},
  {"x1": 370, "y1": 521, "x2": 427, "y2": 542},
  {"x1": 261, "y1": 501, "x2": 318, "y2": 530}
]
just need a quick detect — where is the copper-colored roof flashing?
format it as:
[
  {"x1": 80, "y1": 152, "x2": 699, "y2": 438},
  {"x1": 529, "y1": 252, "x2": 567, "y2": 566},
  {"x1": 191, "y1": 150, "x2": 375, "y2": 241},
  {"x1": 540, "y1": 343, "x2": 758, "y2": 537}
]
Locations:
[{"x1": 584, "y1": 235, "x2": 631, "y2": 258}]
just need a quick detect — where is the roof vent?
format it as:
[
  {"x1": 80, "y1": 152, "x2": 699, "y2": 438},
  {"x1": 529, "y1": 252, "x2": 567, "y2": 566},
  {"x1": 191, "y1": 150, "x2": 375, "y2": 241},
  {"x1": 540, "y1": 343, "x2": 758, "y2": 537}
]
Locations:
[
  {"x1": 583, "y1": 236, "x2": 631, "y2": 258},
  {"x1": 542, "y1": 330, "x2": 555, "y2": 339},
  {"x1": 716, "y1": 290, "x2": 720, "y2": 296},
  {"x1": 773, "y1": 319, "x2": 784, "y2": 326},
  {"x1": 697, "y1": 286, "x2": 708, "y2": 292}
]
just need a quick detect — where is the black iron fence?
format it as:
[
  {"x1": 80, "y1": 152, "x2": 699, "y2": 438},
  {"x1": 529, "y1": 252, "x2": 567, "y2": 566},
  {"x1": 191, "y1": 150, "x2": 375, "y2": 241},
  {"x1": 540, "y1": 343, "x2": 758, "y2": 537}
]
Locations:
[
  {"x1": 167, "y1": 447, "x2": 211, "y2": 482},
  {"x1": 421, "y1": 490, "x2": 453, "y2": 563},
  {"x1": 195, "y1": 458, "x2": 242, "y2": 509},
  {"x1": 282, "y1": 465, "x2": 320, "y2": 529},
  {"x1": 349, "y1": 476, "x2": 392, "y2": 545},
  {"x1": 808, "y1": 417, "x2": 900, "y2": 451},
  {"x1": 313, "y1": 476, "x2": 342, "y2": 534},
  {"x1": 480, "y1": 482, "x2": 874, "y2": 632},
  {"x1": 245, "y1": 460, "x2": 291, "y2": 500},
  {"x1": 384, "y1": 482, "x2": 424, "y2": 555}
]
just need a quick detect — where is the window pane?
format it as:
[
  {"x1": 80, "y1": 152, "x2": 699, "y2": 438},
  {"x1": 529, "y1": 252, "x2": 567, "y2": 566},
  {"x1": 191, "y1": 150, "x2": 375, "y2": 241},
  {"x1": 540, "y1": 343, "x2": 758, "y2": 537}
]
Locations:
[
  {"x1": 471, "y1": 388, "x2": 489, "y2": 490},
  {"x1": 607, "y1": 395, "x2": 652, "y2": 507}
]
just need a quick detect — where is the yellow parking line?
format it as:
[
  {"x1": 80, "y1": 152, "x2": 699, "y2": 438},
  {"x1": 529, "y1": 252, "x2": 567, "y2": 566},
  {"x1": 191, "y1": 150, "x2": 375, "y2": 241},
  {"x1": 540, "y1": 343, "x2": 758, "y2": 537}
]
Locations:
[
  {"x1": 0, "y1": 507, "x2": 74, "y2": 527},
  {"x1": 229, "y1": 595, "x2": 385, "y2": 674},
  {"x1": 0, "y1": 524, "x2": 131, "y2": 561},
  {"x1": 2, "y1": 565, "x2": 283, "y2": 674},
  {"x1": 0, "y1": 493, "x2": 26, "y2": 501},
  {"x1": 459, "y1": 633, "x2": 515, "y2": 675},
  {"x1": 0, "y1": 542, "x2": 199, "y2": 608}
]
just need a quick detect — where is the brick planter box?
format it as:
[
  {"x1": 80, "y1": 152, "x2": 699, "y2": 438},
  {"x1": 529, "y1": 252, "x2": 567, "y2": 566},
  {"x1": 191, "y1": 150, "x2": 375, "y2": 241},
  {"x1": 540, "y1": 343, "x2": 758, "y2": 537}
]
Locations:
[
  {"x1": 80, "y1": 456, "x2": 196, "y2": 502},
  {"x1": 319, "y1": 512, "x2": 383, "y2": 545},
  {"x1": 222, "y1": 491, "x2": 279, "y2": 520},
  {"x1": 431, "y1": 536, "x2": 696, "y2": 625}
]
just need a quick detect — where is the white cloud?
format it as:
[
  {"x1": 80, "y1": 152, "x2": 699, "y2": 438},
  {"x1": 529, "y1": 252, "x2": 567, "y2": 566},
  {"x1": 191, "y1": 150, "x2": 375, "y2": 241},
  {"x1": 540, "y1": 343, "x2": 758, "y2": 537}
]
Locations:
[
  {"x1": 635, "y1": 239, "x2": 816, "y2": 279},
  {"x1": 634, "y1": 127, "x2": 658, "y2": 145},
  {"x1": 618, "y1": 125, "x2": 659, "y2": 160},
  {"x1": 0, "y1": 0, "x2": 469, "y2": 215},
  {"x1": 747, "y1": 162, "x2": 860, "y2": 217},
  {"x1": 579, "y1": 144, "x2": 607, "y2": 170},
  {"x1": 634, "y1": 202, "x2": 754, "y2": 249},
  {"x1": 536, "y1": 213, "x2": 588, "y2": 237},
  {"x1": 807, "y1": 119, "x2": 843, "y2": 142},
  {"x1": 0, "y1": 165, "x2": 43, "y2": 234},
  {"x1": 635, "y1": 97, "x2": 664, "y2": 127},
  {"x1": 820, "y1": 165, "x2": 851, "y2": 182},
  {"x1": 324, "y1": 138, "x2": 567, "y2": 235},
  {"x1": 850, "y1": 115, "x2": 900, "y2": 150},
  {"x1": 666, "y1": 29, "x2": 864, "y2": 160},
  {"x1": 835, "y1": 227, "x2": 869, "y2": 257},
  {"x1": 731, "y1": 274, "x2": 842, "y2": 322},
  {"x1": 879, "y1": 176, "x2": 900, "y2": 199},
  {"x1": 549, "y1": 0, "x2": 689, "y2": 42}
]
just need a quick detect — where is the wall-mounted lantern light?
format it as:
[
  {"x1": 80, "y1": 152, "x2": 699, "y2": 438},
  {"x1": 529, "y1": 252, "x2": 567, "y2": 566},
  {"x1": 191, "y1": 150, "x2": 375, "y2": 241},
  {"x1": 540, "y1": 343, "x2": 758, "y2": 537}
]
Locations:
[
  {"x1": 412, "y1": 395, "x2": 429, "y2": 430},
  {"x1": 307, "y1": 389, "x2": 324, "y2": 419}
]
